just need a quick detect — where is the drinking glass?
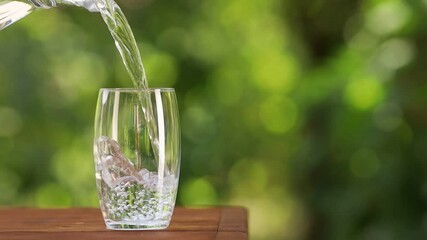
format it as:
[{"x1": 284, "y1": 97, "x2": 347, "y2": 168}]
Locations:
[{"x1": 93, "y1": 88, "x2": 180, "y2": 230}]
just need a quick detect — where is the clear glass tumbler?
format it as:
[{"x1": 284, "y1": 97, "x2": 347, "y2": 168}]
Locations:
[{"x1": 93, "y1": 88, "x2": 180, "y2": 230}]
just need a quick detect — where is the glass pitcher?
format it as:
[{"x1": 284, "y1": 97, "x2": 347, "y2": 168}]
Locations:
[{"x1": 0, "y1": 0, "x2": 99, "y2": 30}]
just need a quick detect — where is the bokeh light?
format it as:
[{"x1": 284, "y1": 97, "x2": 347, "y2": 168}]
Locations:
[{"x1": 1, "y1": 0, "x2": 427, "y2": 239}]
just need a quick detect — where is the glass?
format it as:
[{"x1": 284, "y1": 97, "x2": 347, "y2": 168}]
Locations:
[
  {"x1": 0, "y1": 0, "x2": 98, "y2": 30},
  {"x1": 93, "y1": 88, "x2": 180, "y2": 230}
]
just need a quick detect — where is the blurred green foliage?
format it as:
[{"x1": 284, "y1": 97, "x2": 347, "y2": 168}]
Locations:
[{"x1": 1, "y1": 0, "x2": 427, "y2": 239}]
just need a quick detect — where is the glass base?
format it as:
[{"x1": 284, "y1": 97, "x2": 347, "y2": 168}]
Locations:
[{"x1": 105, "y1": 219, "x2": 171, "y2": 230}]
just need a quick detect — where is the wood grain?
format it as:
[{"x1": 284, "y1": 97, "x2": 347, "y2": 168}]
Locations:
[{"x1": 0, "y1": 207, "x2": 247, "y2": 240}]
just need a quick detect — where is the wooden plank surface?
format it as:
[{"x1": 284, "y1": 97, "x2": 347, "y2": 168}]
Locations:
[{"x1": 0, "y1": 207, "x2": 248, "y2": 240}]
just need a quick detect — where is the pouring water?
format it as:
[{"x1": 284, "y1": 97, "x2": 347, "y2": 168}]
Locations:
[{"x1": 0, "y1": 0, "x2": 165, "y2": 218}]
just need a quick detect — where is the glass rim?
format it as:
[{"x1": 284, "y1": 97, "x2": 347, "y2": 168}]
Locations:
[{"x1": 99, "y1": 88, "x2": 175, "y2": 93}]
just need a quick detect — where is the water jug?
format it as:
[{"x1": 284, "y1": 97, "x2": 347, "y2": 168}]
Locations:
[{"x1": 0, "y1": 0, "x2": 99, "y2": 30}]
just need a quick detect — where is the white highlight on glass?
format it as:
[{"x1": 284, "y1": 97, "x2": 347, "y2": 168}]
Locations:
[
  {"x1": 112, "y1": 91, "x2": 120, "y2": 141},
  {"x1": 155, "y1": 89, "x2": 165, "y2": 189}
]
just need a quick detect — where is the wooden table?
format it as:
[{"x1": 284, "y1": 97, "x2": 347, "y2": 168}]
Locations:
[{"x1": 0, "y1": 207, "x2": 247, "y2": 240}]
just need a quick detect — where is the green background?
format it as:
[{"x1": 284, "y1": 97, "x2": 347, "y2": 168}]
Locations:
[{"x1": 1, "y1": 0, "x2": 427, "y2": 239}]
